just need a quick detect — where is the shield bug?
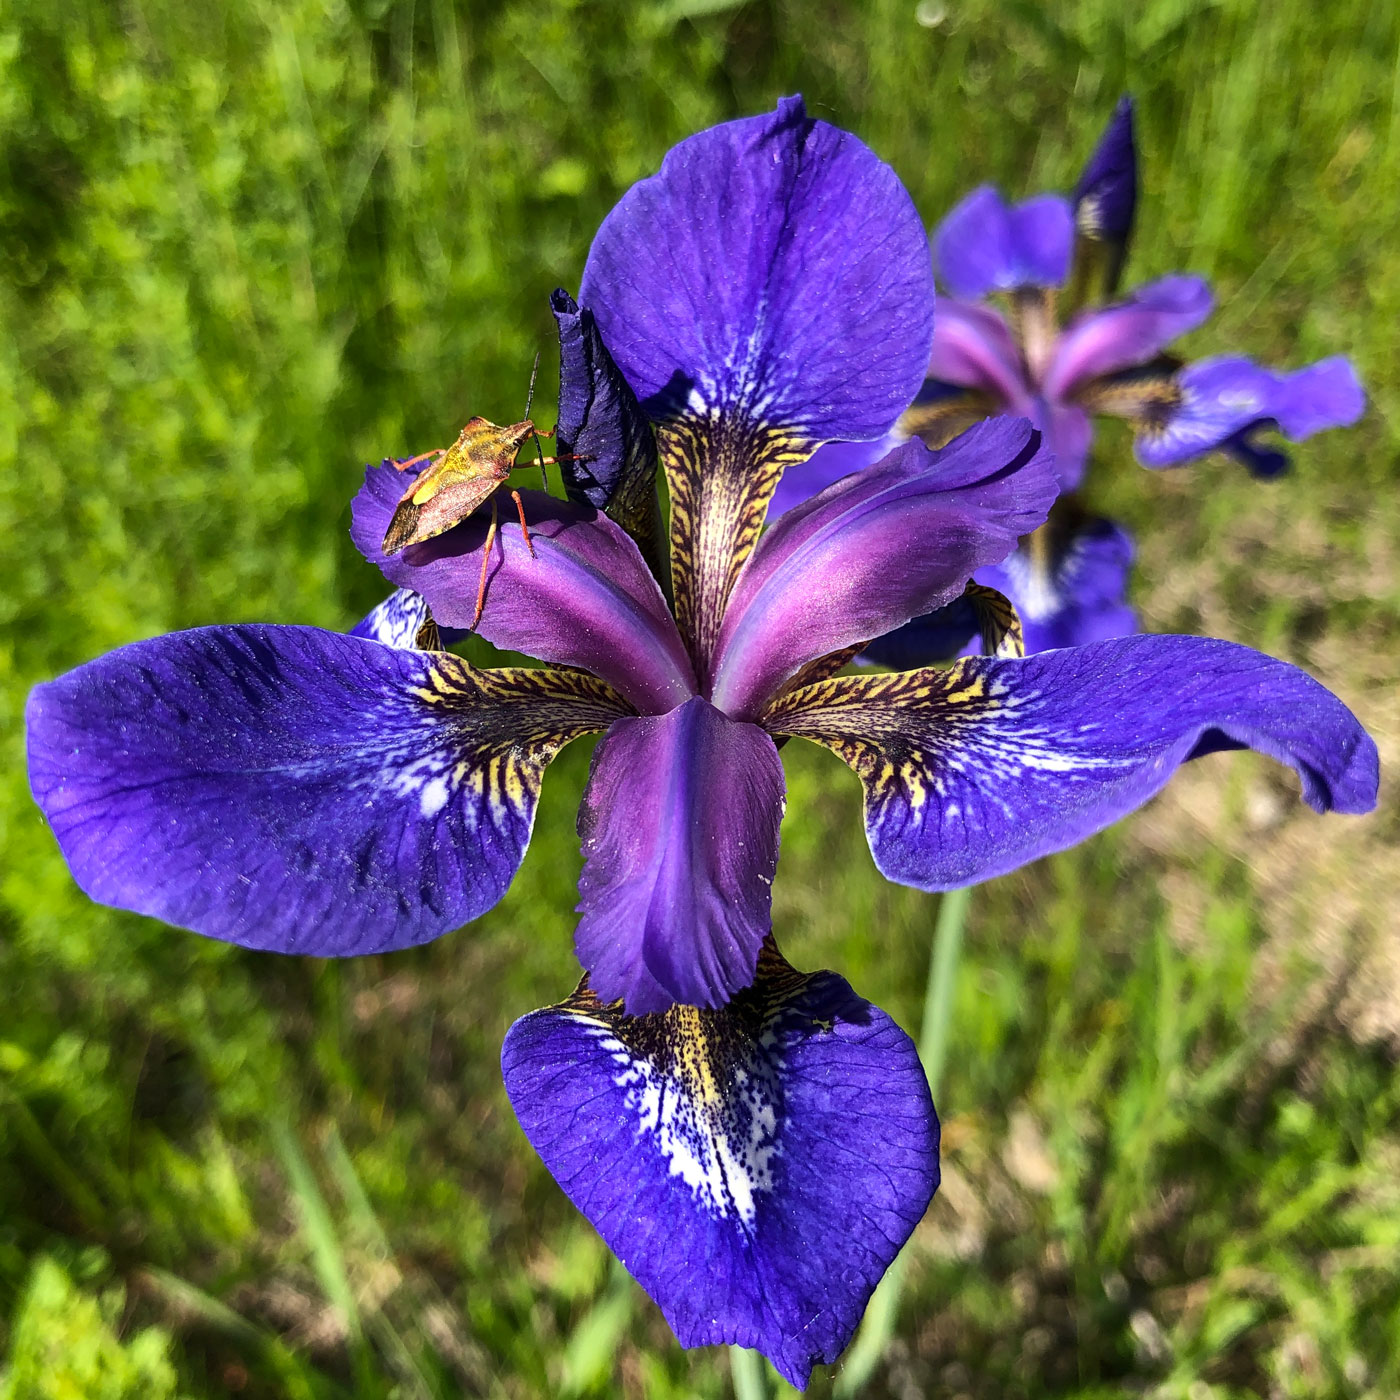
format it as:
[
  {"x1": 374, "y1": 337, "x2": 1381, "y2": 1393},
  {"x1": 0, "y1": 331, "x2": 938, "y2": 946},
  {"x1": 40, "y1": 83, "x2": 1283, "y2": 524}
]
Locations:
[{"x1": 382, "y1": 359, "x2": 585, "y2": 628}]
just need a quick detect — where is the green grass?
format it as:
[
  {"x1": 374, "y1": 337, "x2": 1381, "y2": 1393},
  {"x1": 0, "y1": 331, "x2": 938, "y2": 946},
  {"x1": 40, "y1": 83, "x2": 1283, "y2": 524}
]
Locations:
[{"x1": 2, "y1": 0, "x2": 1398, "y2": 1394}]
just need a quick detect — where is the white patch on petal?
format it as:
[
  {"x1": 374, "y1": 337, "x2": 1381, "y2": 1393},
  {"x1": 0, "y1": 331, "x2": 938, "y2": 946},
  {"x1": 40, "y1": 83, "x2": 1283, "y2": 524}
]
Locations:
[
  {"x1": 579, "y1": 1014, "x2": 782, "y2": 1228},
  {"x1": 418, "y1": 776, "x2": 449, "y2": 818}
]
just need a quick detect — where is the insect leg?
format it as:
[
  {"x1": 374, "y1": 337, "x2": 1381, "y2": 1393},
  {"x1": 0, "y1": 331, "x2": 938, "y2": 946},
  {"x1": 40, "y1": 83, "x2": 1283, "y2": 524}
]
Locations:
[
  {"x1": 511, "y1": 489, "x2": 536, "y2": 559},
  {"x1": 395, "y1": 448, "x2": 447, "y2": 472},
  {"x1": 534, "y1": 453, "x2": 591, "y2": 468},
  {"x1": 472, "y1": 496, "x2": 500, "y2": 631}
]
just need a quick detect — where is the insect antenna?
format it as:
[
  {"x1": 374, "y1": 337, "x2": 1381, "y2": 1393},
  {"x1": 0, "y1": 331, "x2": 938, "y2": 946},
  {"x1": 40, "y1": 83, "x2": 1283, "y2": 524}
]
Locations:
[{"x1": 524, "y1": 350, "x2": 549, "y2": 492}]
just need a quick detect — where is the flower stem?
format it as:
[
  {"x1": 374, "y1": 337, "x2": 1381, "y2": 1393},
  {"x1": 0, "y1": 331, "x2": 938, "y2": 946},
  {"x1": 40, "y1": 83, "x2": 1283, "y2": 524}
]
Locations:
[
  {"x1": 832, "y1": 884, "x2": 973, "y2": 1396},
  {"x1": 730, "y1": 1344, "x2": 768, "y2": 1400}
]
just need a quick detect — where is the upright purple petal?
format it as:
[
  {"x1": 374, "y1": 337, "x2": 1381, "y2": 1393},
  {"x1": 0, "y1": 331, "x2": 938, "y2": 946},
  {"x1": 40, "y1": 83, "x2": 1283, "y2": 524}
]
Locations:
[
  {"x1": 551, "y1": 288, "x2": 666, "y2": 581},
  {"x1": 582, "y1": 96, "x2": 932, "y2": 445},
  {"x1": 502, "y1": 943, "x2": 939, "y2": 1389},
  {"x1": 934, "y1": 186, "x2": 1074, "y2": 298},
  {"x1": 352, "y1": 461, "x2": 696, "y2": 714},
  {"x1": 1073, "y1": 96, "x2": 1137, "y2": 246},
  {"x1": 27, "y1": 627, "x2": 628, "y2": 955},
  {"x1": 1135, "y1": 355, "x2": 1366, "y2": 470},
  {"x1": 581, "y1": 95, "x2": 935, "y2": 662},
  {"x1": 708, "y1": 418, "x2": 1057, "y2": 718},
  {"x1": 764, "y1": 636, "x2": 1378, "y2": 891},
  {"x1": 1043, "y1": 275, "x2": 1213, "y2": 399},
  {"x1": 575, "y1": 697, "x2": 785, "y2": 1014}
]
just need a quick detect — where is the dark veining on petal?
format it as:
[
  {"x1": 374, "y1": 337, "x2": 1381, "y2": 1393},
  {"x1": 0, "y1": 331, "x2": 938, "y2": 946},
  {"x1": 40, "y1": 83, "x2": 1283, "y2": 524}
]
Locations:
[{"x1": 660, "y1": 409, "x2": 813, "y2": 683}]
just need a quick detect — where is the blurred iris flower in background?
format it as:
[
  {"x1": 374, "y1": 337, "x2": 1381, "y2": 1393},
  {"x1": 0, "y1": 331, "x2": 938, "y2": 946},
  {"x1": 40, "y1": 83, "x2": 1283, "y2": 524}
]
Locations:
[
  {"x1": 25, "y1": 98, "x2": 1379, "y2": 1386},
  {"x1": 774, "y1": 96, "x2": 1367, "y2": 661}
]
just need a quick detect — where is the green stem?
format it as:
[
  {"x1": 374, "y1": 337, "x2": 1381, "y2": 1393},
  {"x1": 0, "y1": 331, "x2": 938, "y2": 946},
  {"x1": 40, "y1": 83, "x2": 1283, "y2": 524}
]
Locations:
[
  {"x1": 730, "y1": 1344, "x2": 768, "y2": 1400},
  {"x1": 833, "y1": 884, "x2": 973, "y2": 1396}
]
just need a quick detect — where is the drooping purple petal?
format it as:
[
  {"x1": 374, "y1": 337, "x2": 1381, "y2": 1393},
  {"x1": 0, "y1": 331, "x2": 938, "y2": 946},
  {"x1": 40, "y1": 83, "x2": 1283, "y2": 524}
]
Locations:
[
  {"x1": 926, "y1": 298, "x2": 1032, "y2": 409},
  {"x1": 550, "y1": 288, "x2": 666, "y2": 581},
  {"x1": 708, "y1": 418, "x2": 1057, "y2": 718},
  {"x1": 1073, "y1": 96, "x2": 1137, "y2": 246},
  {"x1": 979, "y1": 511, "x2": 1136, "y2": 654},
  {"x1": 764, "y1": 635, "x2": 1378, "y2": 891},
  {"x1": 1043, "y1": 275, "x2": 1213, "y2": 399},
  {"x1": 26, "y1": 627, "x2": 628, "y2": 955},
  {"x1": 863, "y1": 509, "x2": 1133, "y2": 665},
  {"x1": 1135, "y1": 355, "x2": 1366, "y2": 470},
  {"x1": 934, "y1": 186, "x2": 1074, "y2": 299},
  {"x1": 574, "y1": 696, "x2": 785, "y2": 1014},
  {"x1": 502, "y1": 943, "x2": 939, "y2": 1389},
  {"x1": 352, "y1": 461, "x2": 695, "y2": 714},
  {"x1": 580, "y1": 95, "x2": 935, "y2": 662}
]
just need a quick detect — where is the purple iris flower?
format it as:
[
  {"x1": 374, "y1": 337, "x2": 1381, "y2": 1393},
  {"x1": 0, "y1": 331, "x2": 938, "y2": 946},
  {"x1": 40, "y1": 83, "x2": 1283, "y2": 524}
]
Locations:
[
  {"x1": 773, "y1": 96, "x2": 1366, "y2": 660},
  {"x1": 24, "y1": 99, "x2": 1379, "y2": 1386}
]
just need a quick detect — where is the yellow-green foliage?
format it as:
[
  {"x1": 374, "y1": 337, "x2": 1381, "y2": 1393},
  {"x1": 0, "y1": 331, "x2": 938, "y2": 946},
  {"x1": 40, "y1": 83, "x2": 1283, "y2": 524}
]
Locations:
[{"x1": 1, "y1": 1259, "x2": 180, "y2": 1400}]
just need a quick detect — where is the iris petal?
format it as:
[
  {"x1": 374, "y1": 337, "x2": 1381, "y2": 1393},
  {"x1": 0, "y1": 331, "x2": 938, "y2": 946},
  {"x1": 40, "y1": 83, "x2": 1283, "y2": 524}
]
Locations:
[
  {"x1": 1043, "y1": 275, "x2": 1213, "y2": 399},
  {"x1": 935, "y1": 185, "x2": 1074, "y2": 298},
  {"x1": 764, "y1": 635, "x2": 1378, "y2": 891},
  {"x1": 1068, "y1": 95, "x2": 1138, "y2": 300},
  {"x1": 501, "y1": 942, "x2": 939, "y2": 1390},
  {"x1": 26, "y1": 626, "x2": 629, "y2": 955},
  {"x1": 1135, "y1": 355, "x2": 1365, "y2": 471},
  {"x1": 1073, "y1": 95, "x2": 1138, "y2": 246},
  {"x1": 926, "y1": 298, "x2": 1032, "y2": 410},
  {"x1": 351, "y1": 587, "x2": 435, "y2": 650},
  {"x1": 977, "y1": 509, "x2": 1136, "y2": 654},
  {"x1": 575, "y1": 696, "x2": 785, "y2": 1014},
  {"x1": 708, "y1": 418, "x2": 1057, "y2": 718},
  {"x1": 352, "y1": 462, "x2": 696, "y2": 714},
  {"x1": 765, "y1": 435, "x2": 899, "y2": 520},
  {"x1": 864, "y1": 504, "x2": 1132, "y2": 668},
  {"x1": 580, "y1": 95, "x2": 935, "y2": 662},
  {"x1": 551, "y1": 288, "x2": 667, "y2": 582}
]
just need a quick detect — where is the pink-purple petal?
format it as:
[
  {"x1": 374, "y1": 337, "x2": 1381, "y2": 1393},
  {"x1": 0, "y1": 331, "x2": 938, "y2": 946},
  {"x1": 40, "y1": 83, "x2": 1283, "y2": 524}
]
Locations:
[
  {"x1": 1041, "y1": 398, "x2": 1093, "y2": 491},
  {"x1": 935, "y1": 185, "x2": 1074, "y2": 299},
  {"x1": 26, "y1": 626, "x2": 627, "y2": 956},
  {"x1": 574, "y1": 697, "x2": 785, "y2": 1014},
  {"x1": 501, "y1": 945, "x2": 939, "y2": 1389},
  {"x1": 352, "y1": 461, "x2": 695, "y2": 713},
  {"x1": 708, "y1": 418, "x2": 1058, "y2": 718},
  {"x1": 926, "y1": 298, "x2": 1032, "y2": 409},
  {"x1": 1043, "y1": 275, "x2": 1213, "y2": 399},
  {"x1": 764, "y1": 635, "x2": 1378, "y2": 891}
]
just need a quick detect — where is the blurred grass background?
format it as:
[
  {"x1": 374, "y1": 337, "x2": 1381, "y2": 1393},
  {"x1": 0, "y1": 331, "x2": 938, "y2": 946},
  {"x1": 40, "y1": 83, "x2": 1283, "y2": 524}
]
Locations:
[{"x1": 2, "y1": 0, "x2": 1398, "y2": 1395}]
